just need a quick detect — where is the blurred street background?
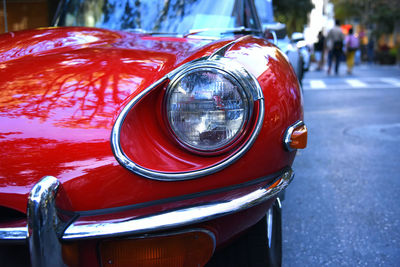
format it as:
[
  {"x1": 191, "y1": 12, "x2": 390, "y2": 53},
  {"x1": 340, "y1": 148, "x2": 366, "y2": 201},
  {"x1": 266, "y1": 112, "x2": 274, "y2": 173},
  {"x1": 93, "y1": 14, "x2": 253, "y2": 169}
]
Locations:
[
  {"x1": 276, "y1": 0, "x2": 400, "y2": 265},
  {"x1": 284, "y1": 62, "x2": 400, "y2": 266}
]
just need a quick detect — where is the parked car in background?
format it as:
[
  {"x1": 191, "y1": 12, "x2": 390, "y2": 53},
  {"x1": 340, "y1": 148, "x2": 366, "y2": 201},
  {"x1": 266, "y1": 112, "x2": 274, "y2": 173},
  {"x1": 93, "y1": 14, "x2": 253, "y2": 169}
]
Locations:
[
  {"x1": 0, "y1": 0, "x2": 307, "y2": 266},
  {"x1": 291, "y1": 32, "x2": 311, "y2": 72},
  {"x1": 254, "y1": 0, "x2": 305, "y2": 83}
]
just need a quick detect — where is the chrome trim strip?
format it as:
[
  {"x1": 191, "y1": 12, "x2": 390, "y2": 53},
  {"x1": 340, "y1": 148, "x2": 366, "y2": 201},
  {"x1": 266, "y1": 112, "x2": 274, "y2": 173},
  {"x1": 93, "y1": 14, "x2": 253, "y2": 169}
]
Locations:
[
  {"x1": 0, "y1": 169, "x2": 293, "y2": 242},
  {"x1": 110, "y1": 77, "x2": 168, "y2": 173},
  {"x1": 75, "y1": 169, "x2": 285, "y2": 217},
  {"x1": 27, "y1": 176, "x2": 66, "y2": 267},
  {"x1": 270, "y1": 30, "x2": 278, "y2": 45},
  {"x1": 209, "y1": 35, "x2": 251, "y2": 59},
  {"x1": 267, "y1": 197, "x2": 281, "y2": 248},
  {"x1": 283, "y1": 120, "x2": 305, "y2": 151},
  {"x1": 63, "y1": 168, "x2": 292, "y2": 240},
  {"x1": 111, "y1": 56, "x2": 265, "y2": 181},
  {"x1": 0, "y1": 226, "x2": 27, "y2": 241}
]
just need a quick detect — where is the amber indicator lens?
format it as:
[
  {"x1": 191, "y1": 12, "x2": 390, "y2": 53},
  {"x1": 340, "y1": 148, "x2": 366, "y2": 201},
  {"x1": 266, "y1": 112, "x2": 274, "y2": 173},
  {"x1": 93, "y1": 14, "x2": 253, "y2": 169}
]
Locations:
[
  {"x1": 99, "y1": 230, "x2": 215, "y2": 267},
  {"x1": 62, "y1": 243, "x2": 80, "y2": 267},
  {"x1": 290, "y1": 125, "x2": 308, "y2": 149}
]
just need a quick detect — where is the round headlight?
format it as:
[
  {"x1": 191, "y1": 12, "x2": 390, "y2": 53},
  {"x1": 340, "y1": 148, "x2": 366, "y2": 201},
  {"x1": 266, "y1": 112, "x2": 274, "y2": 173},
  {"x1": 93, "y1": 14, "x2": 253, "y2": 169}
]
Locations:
[{"x1": 166, "y1": 67, "x2": 252, "y2": 153}]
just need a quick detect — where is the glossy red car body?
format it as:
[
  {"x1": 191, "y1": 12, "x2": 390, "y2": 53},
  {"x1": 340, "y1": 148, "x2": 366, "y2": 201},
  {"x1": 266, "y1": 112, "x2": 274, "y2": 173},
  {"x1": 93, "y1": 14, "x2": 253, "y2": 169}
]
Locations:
[{"x1": 0, "y1": 25, "x2": 303, "y2": 266}]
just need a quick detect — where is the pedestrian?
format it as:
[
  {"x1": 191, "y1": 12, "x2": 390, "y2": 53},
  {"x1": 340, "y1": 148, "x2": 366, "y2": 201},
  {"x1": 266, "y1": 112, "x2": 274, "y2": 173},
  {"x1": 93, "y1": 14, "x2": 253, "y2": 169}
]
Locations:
[
  {"x1": 345, "y1": 28, "x2": 359, "y2": 74},
  {"x1": 314, "y1": 31, "x2": 325, "y2": 71},
  {"x1": 326, "y1": 19, "x2": 344, "y2": 75},
  {"x1": 358, "y1": 28, "x2": 367, "y2": 61},
  {"x1": 367, "y1": 34, "x2": 375, "y2": 64}
]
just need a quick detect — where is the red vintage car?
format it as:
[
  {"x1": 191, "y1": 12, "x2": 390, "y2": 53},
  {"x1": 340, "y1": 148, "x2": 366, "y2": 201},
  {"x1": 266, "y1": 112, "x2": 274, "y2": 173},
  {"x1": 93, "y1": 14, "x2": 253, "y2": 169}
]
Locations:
[{"x1": 0, "y1": 0, "x2": 306, "y2": 266}]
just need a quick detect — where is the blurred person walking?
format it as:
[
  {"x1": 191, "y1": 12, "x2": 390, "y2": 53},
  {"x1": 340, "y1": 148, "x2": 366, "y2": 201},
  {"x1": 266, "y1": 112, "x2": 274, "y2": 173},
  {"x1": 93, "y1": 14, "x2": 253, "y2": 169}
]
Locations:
[
  {"x1": 367, "y1": 35, "x2": 375, "y2": 64},
  {"x1": 345, "y1": 28, "x2": 359, "y2": 74},
  {"x1": 326, "y1": 19, "x2": 344, "y2": 75},
  {"x1": 314, "y1": 31, "x2": 325, "y2": 71}
]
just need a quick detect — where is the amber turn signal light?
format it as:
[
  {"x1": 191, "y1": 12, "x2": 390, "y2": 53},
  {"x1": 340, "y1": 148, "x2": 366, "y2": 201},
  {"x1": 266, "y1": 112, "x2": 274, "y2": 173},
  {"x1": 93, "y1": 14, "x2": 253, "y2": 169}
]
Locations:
[
  {"x1": 284, "y1": 122, "x2": 307, "y2": 151},
  {"x1": 290, "y1": 125, "x2": 307, "y2": 149},
  {"x1": 62, "y1": 243, "x2": 80, "y2": 267},
  {"x1": 99, "y1": 230, "x2": 215, "y2": 267}
]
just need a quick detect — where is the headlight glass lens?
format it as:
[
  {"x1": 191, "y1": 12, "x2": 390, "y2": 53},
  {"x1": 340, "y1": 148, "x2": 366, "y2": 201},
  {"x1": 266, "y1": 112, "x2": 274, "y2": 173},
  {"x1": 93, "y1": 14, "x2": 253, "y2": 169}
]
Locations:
[{"x1": 166, "y1": 68, "x2": 250, "y2": 152}]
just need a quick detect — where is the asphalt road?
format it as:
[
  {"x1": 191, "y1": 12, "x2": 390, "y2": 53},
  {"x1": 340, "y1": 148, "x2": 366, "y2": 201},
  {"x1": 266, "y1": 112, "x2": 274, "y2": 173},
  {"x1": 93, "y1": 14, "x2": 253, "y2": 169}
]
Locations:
[{"x1": 282, "y1": 63, "x2": 400, "y2": 266}]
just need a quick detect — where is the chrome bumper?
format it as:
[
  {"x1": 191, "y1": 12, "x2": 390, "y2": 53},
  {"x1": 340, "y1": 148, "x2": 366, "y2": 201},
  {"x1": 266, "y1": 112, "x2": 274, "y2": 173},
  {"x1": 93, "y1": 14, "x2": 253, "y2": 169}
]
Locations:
[{"x1": 0, "y1": 168, "x2": 294, "y2": 266}]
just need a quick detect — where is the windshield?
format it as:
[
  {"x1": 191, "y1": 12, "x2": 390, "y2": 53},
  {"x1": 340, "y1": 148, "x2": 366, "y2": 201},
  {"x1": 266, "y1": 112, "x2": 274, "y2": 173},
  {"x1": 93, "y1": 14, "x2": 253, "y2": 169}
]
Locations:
[
  {"x1": 55, "y1": 0, "x2": 261, "y2": 36},
  {"x1": 254, "y1": 0, "x2": 274, "y2": 24}
]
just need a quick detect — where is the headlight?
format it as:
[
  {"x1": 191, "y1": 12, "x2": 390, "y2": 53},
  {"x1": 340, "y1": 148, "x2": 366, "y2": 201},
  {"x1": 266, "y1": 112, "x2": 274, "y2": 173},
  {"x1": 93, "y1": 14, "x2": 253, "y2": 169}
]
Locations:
[
  {"x1": 112, "y1": 55, "x2": 264, "y2": 180},
  {"x1": 166, "y1": 64, "x2": 253, "y2": 153}
]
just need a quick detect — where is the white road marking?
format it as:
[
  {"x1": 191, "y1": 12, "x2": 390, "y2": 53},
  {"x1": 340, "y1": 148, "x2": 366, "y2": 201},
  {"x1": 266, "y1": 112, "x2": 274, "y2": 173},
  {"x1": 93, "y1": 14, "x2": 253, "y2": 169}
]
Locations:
[
  {"x1": 309, "y1": 80, "x2": 327, "y2": 89},
  {"x1": 345, "y1": 79, "x2": 368, "y2": 88},
  {"x1": 380, "y1": 78, "x2": 400, "y2": 87},
  {"x1": 303, "y1": 76, "x2": 400, "y2": 90}
]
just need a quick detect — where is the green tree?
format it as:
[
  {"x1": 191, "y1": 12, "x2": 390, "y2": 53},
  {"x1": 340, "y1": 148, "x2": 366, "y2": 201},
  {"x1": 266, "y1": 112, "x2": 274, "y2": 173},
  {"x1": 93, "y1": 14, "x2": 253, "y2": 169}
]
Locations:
[
  {"x1": 332, "y1": 0, "x2": 400, "y2": 36},
  {"x1": 273, "y1": 0, "x2": 314, "y2": 35}
]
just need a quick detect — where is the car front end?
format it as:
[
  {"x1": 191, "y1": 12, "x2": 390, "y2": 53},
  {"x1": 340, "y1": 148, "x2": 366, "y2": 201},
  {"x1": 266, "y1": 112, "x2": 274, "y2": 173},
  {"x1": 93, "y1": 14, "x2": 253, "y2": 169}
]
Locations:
[{"x1": 0, "y1": 0, "x2": 306, "y2": 266}]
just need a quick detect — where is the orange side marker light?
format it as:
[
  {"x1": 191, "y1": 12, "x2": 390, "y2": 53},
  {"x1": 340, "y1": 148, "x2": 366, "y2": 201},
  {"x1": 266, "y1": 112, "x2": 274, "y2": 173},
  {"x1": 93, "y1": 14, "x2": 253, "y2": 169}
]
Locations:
[
  {"x1": 284, "y1": 122, "x2": 307, "y2": 151},
  {"x1": 290, "y1": 125, "x2": 307, "y2": 149}
]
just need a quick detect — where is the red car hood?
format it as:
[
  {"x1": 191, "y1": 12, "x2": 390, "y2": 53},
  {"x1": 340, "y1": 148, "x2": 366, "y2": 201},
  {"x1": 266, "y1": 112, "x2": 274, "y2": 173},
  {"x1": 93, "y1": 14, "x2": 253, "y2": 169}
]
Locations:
[{"x1": 0, "y1": 27, "x2": 233, "y2": 213}]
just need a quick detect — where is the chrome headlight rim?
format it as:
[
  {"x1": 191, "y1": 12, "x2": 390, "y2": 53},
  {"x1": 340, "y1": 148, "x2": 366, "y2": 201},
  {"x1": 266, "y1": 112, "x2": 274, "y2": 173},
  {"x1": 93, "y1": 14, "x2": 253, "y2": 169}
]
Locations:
[
  {"x1": 165, "y1": 61, "x2": 254, "y2": 155},
  {"x1": 111, "y1": 56, "x2": 264, "y2": 181}
]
